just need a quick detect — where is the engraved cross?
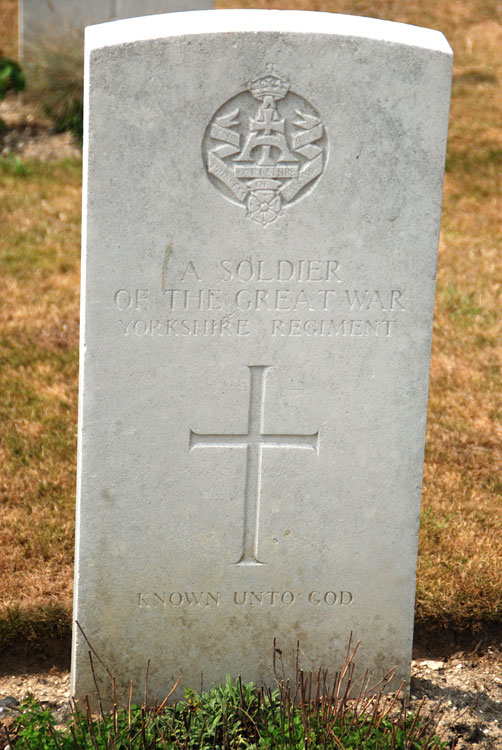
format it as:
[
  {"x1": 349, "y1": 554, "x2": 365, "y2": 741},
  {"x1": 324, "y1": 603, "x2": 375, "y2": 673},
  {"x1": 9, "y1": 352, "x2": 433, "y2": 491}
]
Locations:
[{"x1": 189, "y1": 366, "x2": 319, "y2": 566}]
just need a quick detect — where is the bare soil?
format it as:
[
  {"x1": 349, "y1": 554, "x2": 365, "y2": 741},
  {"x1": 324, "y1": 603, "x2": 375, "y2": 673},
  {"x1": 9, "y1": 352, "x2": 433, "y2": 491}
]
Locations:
[
  {"x1": 411, "y1": 651, "x2": 502, "y2": 748},
  {"x1": 0, "y1": 95, "x2": 81, "y2": 161}
]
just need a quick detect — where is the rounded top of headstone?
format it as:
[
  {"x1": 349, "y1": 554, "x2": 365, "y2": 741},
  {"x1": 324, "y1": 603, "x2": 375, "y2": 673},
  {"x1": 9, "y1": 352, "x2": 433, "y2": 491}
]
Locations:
[{"x1": 84, "y1": 9, "x2": 452, "y2": 57}]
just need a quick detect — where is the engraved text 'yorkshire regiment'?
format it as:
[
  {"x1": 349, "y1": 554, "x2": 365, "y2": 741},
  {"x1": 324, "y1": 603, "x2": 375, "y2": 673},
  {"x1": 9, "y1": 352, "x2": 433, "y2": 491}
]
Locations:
[{"x1": 202, "y1": 65, "x2": 328, "y2": 226}]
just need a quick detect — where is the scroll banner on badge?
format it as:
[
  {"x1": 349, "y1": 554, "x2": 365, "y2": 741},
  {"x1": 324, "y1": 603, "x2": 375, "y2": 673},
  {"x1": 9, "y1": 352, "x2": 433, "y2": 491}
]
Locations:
[
  {"x1": 280, "y1": 114, "x2": 324, "y2": 202},
  {"x1": 207, "y1": 109, "x2": 248, "y2": 202}
]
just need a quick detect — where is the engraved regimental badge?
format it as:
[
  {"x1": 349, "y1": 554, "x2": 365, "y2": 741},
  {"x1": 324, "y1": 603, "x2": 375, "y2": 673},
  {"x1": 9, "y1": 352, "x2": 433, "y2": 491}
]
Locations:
[{"x1": 202, "y1": 65, "x2": 328, "y2": 226}]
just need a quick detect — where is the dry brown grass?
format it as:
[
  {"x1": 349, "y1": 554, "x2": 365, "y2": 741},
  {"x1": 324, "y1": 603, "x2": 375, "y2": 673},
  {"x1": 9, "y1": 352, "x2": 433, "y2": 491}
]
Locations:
[
  {"x1": 0, "y1": 0, "x2": 501, "y2": 652},
  {"x1": 0, "y1": 0, "x2": 17, "y2": 59},
  {"x1": 0, "y1": 160, "x2": 81, "y2": 640}
]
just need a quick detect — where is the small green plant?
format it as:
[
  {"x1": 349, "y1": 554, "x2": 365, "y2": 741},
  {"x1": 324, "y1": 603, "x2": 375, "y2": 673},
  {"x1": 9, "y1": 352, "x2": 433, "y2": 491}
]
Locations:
[
  {"x1": 8, "y1": 696, "x2": 57, "y2": 750},
  {"x1": 6, "y1": 684, "x2": 447, "y2": 749},
  {"x1": 50, "y1": 97, "x2": 83, "y2": 144},
  {"x1": 0, "y1": 154, "x2": 29, "y2": 176},
  {"x1": 0, "y1": 56, "x2": 25, "y2": 131},
  {"x1": 5, "y1": 642, "x2": 447, "y2": 749}
]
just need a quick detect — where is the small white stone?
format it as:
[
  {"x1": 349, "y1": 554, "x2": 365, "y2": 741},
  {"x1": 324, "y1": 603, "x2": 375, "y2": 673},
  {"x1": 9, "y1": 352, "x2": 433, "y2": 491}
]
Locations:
[{"x1": 421, "y1": 660, "x2": 443, "y2": 670}]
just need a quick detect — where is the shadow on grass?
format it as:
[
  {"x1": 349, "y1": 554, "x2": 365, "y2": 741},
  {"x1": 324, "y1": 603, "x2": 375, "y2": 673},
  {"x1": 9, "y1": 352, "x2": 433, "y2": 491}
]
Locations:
[
  {"x1": 413, "y1": 621, "x2": 502, "y2": 661},
  {"x1": 0, "y1": 604, "x2": 71, "y2": 674}
]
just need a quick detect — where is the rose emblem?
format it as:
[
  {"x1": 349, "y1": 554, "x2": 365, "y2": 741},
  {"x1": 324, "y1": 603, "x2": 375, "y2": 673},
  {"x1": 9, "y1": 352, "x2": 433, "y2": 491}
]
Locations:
[{"x1": 247, "y1": 190, "x2": 282, "y2": 226}]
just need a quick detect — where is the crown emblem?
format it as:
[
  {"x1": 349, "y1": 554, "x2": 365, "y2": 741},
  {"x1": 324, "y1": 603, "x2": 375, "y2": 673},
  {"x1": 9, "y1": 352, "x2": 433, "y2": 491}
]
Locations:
[{"x1": 247, "y1": 64, "x2": 290, "y2": 102}]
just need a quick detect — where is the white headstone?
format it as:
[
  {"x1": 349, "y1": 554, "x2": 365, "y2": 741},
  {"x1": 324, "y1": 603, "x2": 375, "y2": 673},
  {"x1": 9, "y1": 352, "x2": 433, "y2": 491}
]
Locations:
[
  {"x1": 19, "y1": 0, "x2": 213, "y2": 57},
  {"x1": 72, "y1": 10, "x2": 452, "y2": 704}
]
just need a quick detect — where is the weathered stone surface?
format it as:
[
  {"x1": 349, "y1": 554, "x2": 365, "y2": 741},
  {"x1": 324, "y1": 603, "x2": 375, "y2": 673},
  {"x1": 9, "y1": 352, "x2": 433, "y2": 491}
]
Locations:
[
  {"x1": 19, "y1": 0, "x2": 212, "y2": 55},
  {"x1": 72, "y1": 10, "x2": 452, "y2": 704}
]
